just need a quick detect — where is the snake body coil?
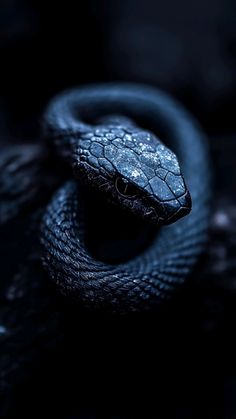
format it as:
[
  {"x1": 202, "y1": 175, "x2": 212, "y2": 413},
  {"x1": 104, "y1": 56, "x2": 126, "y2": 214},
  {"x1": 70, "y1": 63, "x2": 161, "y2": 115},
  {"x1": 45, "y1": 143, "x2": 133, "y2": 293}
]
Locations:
[{"x1": 41, "y1": 84, "x2": 210, "y2": 312}]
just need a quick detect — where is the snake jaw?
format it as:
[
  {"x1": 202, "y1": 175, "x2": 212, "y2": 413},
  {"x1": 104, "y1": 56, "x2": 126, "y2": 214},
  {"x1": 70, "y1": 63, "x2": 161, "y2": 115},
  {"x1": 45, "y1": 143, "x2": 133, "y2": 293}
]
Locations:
[{"x1": 135, "y1": 183, "x2": 192, "y2": 226}]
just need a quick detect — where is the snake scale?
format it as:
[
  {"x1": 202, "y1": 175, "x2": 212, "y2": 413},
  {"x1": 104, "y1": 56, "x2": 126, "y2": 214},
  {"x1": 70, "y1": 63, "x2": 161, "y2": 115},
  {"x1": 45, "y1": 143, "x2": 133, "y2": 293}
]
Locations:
[{"x1": 39, "y1": 83, "x2": 210, "y2": 313}]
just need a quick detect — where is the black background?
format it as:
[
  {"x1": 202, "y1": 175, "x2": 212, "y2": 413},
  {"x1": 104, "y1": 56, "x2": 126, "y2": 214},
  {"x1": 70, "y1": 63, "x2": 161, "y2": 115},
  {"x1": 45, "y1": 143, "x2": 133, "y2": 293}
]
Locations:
[{"x1": 0, "y1": 0, "x2": 236, "y2": 417}]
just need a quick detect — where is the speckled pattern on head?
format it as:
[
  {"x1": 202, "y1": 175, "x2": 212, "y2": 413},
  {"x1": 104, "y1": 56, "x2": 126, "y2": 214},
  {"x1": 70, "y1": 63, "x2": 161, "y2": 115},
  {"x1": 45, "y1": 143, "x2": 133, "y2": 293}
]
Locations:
[
  {"x1": 72, "y1": 115, "x2": 191, "y2": 225},
  {"x1": 41, "y1": 83, "x2": 211, "y2": 312}
]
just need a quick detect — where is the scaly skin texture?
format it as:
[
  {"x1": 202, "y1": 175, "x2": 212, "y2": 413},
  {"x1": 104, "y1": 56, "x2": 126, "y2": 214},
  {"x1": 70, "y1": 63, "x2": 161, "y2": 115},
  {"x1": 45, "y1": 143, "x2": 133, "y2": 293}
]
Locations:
[
  {"x1": 72, "y1": 116, "x2": 191, "y2": 225},
  {"x1": 40, "y1": 84, "x2": 211, "y2": 312}
]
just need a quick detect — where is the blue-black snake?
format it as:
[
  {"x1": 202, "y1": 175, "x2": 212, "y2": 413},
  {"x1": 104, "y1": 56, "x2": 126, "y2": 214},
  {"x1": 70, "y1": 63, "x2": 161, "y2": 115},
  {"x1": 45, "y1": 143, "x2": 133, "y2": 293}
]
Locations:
[{"x1": 37, "y1": 83, "x2": 211, "y2": 313}]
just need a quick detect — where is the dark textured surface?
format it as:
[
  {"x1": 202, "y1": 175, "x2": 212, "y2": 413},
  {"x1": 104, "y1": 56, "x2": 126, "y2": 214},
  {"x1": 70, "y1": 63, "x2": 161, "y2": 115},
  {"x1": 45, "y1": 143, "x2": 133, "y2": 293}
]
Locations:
[{"x1": 0, "y1": 144, "x2": 60, "y2": 224}]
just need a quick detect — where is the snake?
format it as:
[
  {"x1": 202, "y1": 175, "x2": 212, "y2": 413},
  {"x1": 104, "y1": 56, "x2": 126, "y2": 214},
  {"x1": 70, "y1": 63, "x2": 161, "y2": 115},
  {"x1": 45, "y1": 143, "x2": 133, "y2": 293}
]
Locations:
[{"x1": 40, "y1": 83, "x2": 210, "y2": 313}]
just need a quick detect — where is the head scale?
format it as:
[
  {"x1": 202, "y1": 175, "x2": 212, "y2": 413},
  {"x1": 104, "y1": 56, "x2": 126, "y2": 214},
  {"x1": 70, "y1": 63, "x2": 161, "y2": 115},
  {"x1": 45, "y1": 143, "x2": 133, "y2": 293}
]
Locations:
[{"x1": 73, "y1": 116, "x2": 191, "y2": 225}]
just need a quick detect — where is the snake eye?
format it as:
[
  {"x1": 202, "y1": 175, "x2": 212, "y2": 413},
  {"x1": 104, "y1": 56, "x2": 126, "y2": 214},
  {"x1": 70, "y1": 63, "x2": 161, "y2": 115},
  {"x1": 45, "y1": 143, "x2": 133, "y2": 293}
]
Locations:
[{"x1": 115, "y1": 177, "x2": 137, "y2": 198}]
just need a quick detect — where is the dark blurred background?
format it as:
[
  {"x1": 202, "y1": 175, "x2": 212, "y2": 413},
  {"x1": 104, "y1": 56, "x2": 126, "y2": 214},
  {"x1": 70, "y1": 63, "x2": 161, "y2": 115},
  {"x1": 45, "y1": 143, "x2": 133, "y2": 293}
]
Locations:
[{"x1": 0, "y1": 0, "x2": 236, "y2": 417}]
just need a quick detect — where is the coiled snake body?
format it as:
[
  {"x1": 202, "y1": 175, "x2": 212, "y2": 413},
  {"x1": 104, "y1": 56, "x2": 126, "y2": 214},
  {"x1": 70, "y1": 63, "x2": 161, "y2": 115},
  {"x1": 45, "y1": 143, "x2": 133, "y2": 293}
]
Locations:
[{"x1": 40, "y1": 84, "x2": 210, "y2": 312}]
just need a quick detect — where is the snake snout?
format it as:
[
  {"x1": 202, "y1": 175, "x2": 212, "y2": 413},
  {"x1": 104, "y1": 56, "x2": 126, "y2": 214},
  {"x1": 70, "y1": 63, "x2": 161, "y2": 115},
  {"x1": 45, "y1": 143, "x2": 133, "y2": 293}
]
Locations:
[
  {"x1": 143, "y1": 187, "x2": 192, "y2": 226},
  {"x1": 162, "y1": 189, "x2": 192, "y2": 224},
  {"x1": 142, "y1": 166, "x2": 192, "y2": 225}
]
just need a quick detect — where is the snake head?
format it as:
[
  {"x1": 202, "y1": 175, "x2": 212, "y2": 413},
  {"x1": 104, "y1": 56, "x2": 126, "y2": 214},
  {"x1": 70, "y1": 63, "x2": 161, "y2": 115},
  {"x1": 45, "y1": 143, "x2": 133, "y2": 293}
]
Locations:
[{"x1": 74, "y1": 123, "x2": 191, "y2": 225}]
